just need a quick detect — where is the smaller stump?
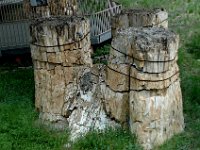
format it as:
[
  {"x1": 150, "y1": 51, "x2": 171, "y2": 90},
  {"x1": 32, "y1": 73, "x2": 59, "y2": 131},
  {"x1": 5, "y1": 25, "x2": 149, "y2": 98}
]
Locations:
[{"x1": 111, "y1": 8, "x2": 168, "y2": 38}]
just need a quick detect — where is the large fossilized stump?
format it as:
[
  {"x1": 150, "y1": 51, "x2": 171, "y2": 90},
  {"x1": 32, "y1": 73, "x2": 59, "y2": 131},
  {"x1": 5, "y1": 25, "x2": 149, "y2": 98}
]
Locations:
[
  {"x1": 31, "y1": 16, "x2": 119, "y2": 140},
  {"x1": 111, "y1": 8, "x2": 168, "y2": 38},
  {"x1": 24, "y1": 0, "x2": 78, "y2": 18},
  {"x1": 111, "y1": 27, "x2": 184, "y2": 150},
  {"x1": 29, "y1": 7, "x2": 184, "y2": 149}
]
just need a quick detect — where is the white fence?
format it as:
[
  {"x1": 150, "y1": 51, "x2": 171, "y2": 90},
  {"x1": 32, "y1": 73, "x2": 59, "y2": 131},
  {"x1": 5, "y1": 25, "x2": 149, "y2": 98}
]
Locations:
[
  {"x1": 0, "y1": 0, "x2": 121, "y2": 51},
  {"x1": 0, "y1": 0, "x2": 29, "y2": 51}
]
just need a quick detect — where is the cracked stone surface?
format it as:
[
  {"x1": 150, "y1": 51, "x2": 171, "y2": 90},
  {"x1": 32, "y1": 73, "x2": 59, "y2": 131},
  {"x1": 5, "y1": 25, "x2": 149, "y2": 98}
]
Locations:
[
  {"x1": 112, "y1": 8, "x2": 168, "y2": 38},
  {"x1": 110, "y1": 27, "x2": 184, "y2": 150},
  {"x1": 31, "y1": 17, "x2": 120, "y2": 141},
  {"x1": 62, "y1": 65, "x2": 119, "y2": 140},
  {"x1": 110, "y1": 27, "x2": 179, "y2": 73},
  {"x1": 129, "y1": 80, "x2": 184, "y2": 150},
  {"x1": 31, "y1": 13, "x2": 184, "y2": 150}
]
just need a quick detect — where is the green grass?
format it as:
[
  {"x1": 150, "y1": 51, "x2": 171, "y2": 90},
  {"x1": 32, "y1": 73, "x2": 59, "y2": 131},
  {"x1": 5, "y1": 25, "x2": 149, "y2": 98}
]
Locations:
[
  {"x1": 92, "y1": 44, "x2": 110, "y2": 58},
  {"x1": 92, "y1": 44, "x2": 110, "y2": 64},
  {"x1": 72, "y1": 128, "x2": 142, "y2": 150},
  {"x1": 84, "y1": 0, "x2": 200, "y2": 149},
  {"x1": 155, "y1": 48, "x2": 200, "y2": 149},
  {"x1": 0, "y1": 69, "x2": 68, "y2": 150},
  {"x1": 1, "y1": 0, "x2": 200, "y2": 149},
  {"x1": 186, "y1": 34, "x2": 200, "y2": 59}
]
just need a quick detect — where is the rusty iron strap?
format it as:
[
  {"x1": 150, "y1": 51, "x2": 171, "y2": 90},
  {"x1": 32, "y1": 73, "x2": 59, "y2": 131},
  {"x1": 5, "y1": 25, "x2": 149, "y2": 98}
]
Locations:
[
  {"x1": 111, "y1": 46, "x2": 177, "y2": 63},
  {"x1": 31, "y1": 31, "x2": 90, "y2": 48},
  {"x1": 106, "y1": 64, "x2": 179, "y2": 82}
]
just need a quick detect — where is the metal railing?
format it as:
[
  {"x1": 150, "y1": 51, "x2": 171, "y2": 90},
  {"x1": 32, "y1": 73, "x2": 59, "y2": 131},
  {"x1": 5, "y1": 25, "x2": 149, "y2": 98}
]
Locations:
[
  {"x1": 78, "y1": 0, "x2": 122, "y2": 44},
  {"x1": 89, "y1": 5, "x2": 122, "y2": 44},
  {"x1": 0, "y1": 0, "x2": 122, "y2": 51},
  {"x1": 0, "y1": 0, "x2": 30, "y2": 51}
]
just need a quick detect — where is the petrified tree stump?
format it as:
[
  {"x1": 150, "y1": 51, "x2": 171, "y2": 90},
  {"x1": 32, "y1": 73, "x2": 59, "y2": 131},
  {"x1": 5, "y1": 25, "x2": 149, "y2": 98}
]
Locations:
[
  {"x1": 31, "y1": 16, "x2": 119, "y2": 140},
  {"x1": 31, "y1": 16, "x2": 92, "y2": 120},
  {"x1": 129, "y1": 28, "x2": 184, "y2": 150},
  {"x1": 29, "y1": 2, "x2": 184, "y2": 148},
  {"x1": 111, "y1": 27, "x2": 184, "y2": 150},
  {"x1": 111, "y1": 8, "x2": 168, "y2": 38}
]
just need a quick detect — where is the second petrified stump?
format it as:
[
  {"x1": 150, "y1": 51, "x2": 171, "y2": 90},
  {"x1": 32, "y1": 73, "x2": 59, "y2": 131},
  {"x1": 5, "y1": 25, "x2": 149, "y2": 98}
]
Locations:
[
  {"x1": 110, "y1": 27, "x2": 184, "y2": 150},
  {"x1": 111, "y1": 8, "x2": 168, "y2": 38}
]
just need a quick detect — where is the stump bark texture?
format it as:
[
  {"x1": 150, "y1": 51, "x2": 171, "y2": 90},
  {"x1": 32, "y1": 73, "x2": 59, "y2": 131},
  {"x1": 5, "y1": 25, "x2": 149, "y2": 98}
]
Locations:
[
  {"x1": 29, "y1": 6, "x2": 184, "y2": 149},
  {"x1": 110, "y1": 27, "x2": 184, "y2": 149},
  {"x1": 31, "y1": 16, "x2": 120, "y2": 140},
  {"x1": 111, "y1": 8, "x2": 168, "y2": 38}
]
